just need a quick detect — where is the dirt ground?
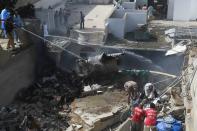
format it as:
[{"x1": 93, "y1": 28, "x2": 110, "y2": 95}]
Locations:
[{"x1": 72, "y1": 90, "x2": 127, "y2": 115}]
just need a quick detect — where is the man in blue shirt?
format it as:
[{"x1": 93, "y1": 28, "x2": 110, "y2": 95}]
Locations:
[{"x1": 1, "y1": 6, "x2": 10, "y2": 38}]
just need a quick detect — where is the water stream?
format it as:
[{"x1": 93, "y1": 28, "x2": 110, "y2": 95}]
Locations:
[{"x1": 122, "y1": 51, "x2": 164, "y2": 71}]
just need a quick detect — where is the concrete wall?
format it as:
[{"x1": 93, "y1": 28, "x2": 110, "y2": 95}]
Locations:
[
  {"x1": 116, "y1": 119, "x2": 130, "y2": 131},
  {"x1": 167, "y1": 0, "x2": 197, "y2": 21},
  {"x1": 107, "y1": 18, "x2": 125, "y2": 38},
  {"x1": 136, "y1": 0, "x2": 147, "y2": 7},
  {"x1": 0, "y1": 47, "x2": 35, "y2": 105},
  {"x1": 125, "y1": 11, "x2": 147, "y2": 33},
  {"x1": 34, "y1": 0, "x2": 63, "y2": 9},
  {"x1": 0, "y1": 18, "x2": 46, "y2": 105},
  {"x1": 111, "y1": 9, "x2": 126, "y2": 18},
  {"x1": 167, "y1": 0, "x2": 174, "y2": 20},
  {"x1": 35, "y1": 9, "x2": 55, "y2": 32},
  {"x1": 122, "y1": 2, "x2": 136, "y2": 9},
  {"x1": 173, "y1": 0, "x2": 191, "y2": 21},
  {"x1": 77, "y1": 30, "x2": 105, "y2": 44},
  {"x1": 190, "y1": 0, "x2": 197, "y2": 20},
  {"x1": 88, "y1": 0, "x2": 112, "y2": 4},
  {"x1": 76, "y1": 0, "x2": 112, "y2": 4},
  {"x1": 187, "y1": 59, "x2": 197, "y2": 131},
  {"x1": 108, "y1": 8, "x2": 147, "y2": 39}
]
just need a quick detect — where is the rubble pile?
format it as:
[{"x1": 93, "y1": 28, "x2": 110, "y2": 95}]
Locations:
[
  {"x1": 0, "y1": 68, "x2": 83, "y2": 130},
  {"x1": 0, "y1": 106, "x2": 20, "y2": 130}
]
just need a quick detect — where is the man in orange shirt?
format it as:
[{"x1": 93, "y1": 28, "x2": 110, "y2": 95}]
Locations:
[
  {"x1": 130, "y1": 103, "x2": 144, "y2": 131},
  {"x1": 144, "y1": 103, "x2": 157, "y2": 131}
]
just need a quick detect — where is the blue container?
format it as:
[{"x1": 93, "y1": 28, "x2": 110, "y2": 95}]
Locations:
[{"x1": 157, "y1": 116, "x2": 183, "y2": 131}]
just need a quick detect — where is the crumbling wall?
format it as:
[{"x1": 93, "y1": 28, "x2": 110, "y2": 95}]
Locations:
[
  {"x1": 35, "y1": 9, "x2": 55, "y2": 33},
  {"x1": 122, "y1": 2, "x2": 136, "y2": 9},
  {"x1": 190, "y1": 0, "x2": 197, "y2": 20},
  {"x1": 0, "y1": 47, "x2": 36, "y2": 105},
  {"x1": 107, "y1": 18, "x2": 125, "y2": 38},
  {"x1": 77, "y1": 30, "x2": 105, "y2": 44},
  {"x1": 124, "y1": 11, "x2": 147, "y2": 33},
  {"x1": 0, "y1": 18, "x2": 44, "y2": 105},
  {"x1": 168, "y1": 0, "x2": 197, "y2": 21},
  {"x1": 16, "y1": 0, "x2": 40, "y2": 8},
  {"x1": 185, "y1": 57, "x2": 197, "y2": 131},
  {"x1": 167, "y1": 0, "x2": 174, "y2": 20}
]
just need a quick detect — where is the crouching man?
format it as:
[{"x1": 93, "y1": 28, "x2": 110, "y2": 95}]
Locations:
[{"x1": 124, "y1": 80, "x2": 139, "y2": 107}]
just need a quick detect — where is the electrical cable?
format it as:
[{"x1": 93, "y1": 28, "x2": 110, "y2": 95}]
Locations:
[{"x1": 20, "y1": 27, "x2": 83, "y2": 59}]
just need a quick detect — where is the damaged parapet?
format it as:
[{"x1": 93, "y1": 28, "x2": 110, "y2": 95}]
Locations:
[{"x1": 75, "y1": 30, "x2": 106, "y2": 45}]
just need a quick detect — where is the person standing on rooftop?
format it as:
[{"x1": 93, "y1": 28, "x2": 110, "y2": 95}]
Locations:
[{"x1": 80, "y1": 11, "x2": 85, "y2": 29}]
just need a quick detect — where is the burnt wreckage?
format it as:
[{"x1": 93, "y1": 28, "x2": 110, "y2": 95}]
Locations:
[{"x1": 76, "y1": 52, "x2": 124, "y2": 77}]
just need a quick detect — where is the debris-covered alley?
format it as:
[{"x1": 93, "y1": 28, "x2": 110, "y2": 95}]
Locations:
[{"x1": 1, "y1": 0, "x2": 197, "y2": 131}]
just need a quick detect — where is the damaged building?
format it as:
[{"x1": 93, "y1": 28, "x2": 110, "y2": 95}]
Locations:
[{"x1": 1, "y1": 0, "x2": 197, "y2": 131}]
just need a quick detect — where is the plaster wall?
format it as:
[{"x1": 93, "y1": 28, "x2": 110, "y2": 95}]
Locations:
[
  {"x1": 0, "y1": 47, "x2": 35, "y2": 105},
  {"x1": 136, "y1": 0, "x2": 146, "y2": 7},
  {"x1": 167, "y1": 0, "x2": 174, "y2": 20},
  {"x1": 173, "y1": 0, "x2": 191, "y2": 21},
  {"x1": 108, "y1": 9, "x2": 146, "y2": 38},
  {"x1": 186, "y1": 72, "x2": 197, "y2": 131},
  {"x1": 168, "y1": 0, "x2": 197, "y2": 21},
  {"x1": 35, "y1": 9, "x2": 55, "y2": 32},
  {"x1": 125, "y1": 11, "x2": 147, "y2": 32},
  {"x1": 182, "y1": 56, "x2": 197, "y2": 131},
  {"x1": 111, "y1": 9, "x2": 126, "y2": 18},
  {"x1": 122, "y1": 2, "x2": 136, "y2": 9},
  {"x1": 88, "y1": 0, "x2": 112, "y2": 4},
  {"x1": 190, "y1": 0, "x2": 197, "y2": 20},
  {"x1": 72, "y1": 0, "x2": 112, "y2": 4},
  {"x1": 34, "y1": 0, "x2": 63, "y2": 9},
  {"x1": 107, "y1": 18, "x2": 125, "y2": 38},
  {"x1": 77, "y1": 31, "x2": 105, "y2": 44}
]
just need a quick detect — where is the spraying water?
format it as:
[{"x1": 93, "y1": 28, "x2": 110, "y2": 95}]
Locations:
[{"x1": 120, "y1": 51, "x2": 164, "y2": 71}]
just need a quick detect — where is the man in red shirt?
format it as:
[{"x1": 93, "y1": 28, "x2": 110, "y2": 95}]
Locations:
[
  {"x1": 144, "y1": 103, "x2": 157, "y2": 131},
  {"x1": 130, "y1": 103, "x2": 144, "y2": 131}
]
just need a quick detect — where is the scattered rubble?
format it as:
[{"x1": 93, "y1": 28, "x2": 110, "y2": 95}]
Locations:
[{"x1": 0, "y1": 67, "x2": 83, "y2": 130}]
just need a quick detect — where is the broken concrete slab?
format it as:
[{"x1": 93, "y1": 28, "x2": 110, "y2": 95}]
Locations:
[
  {"x1": 165, "y1": 28, "x2": 176, "y2": 38},
  {"x1": 70, "y1": 90, "x2": 128, "y2": 131},
  {"x1": 165, "y1": 43, "x2": 187, "y2": 56}
]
